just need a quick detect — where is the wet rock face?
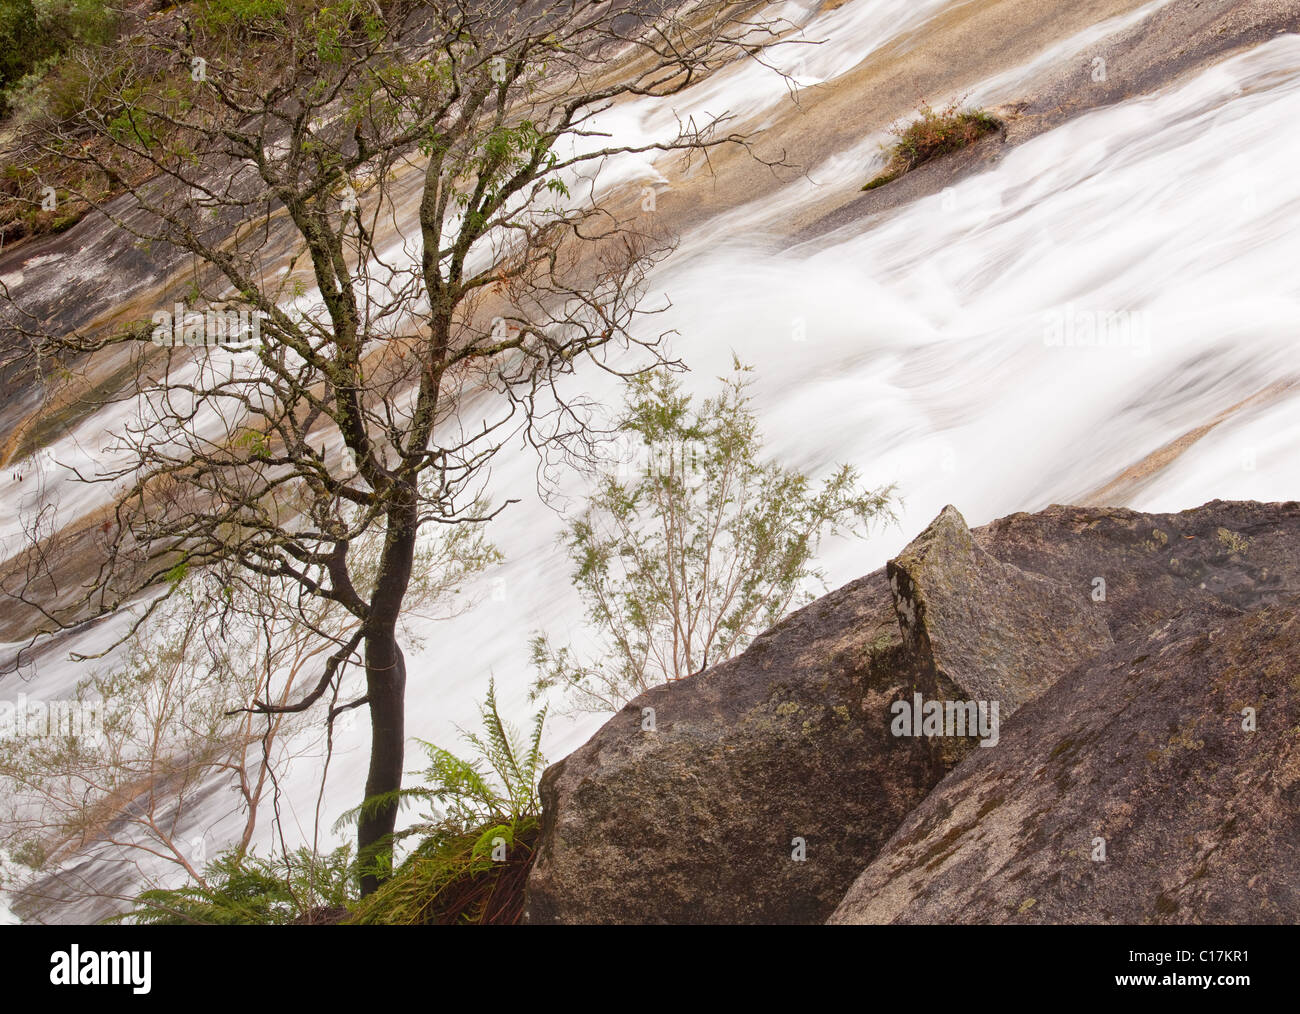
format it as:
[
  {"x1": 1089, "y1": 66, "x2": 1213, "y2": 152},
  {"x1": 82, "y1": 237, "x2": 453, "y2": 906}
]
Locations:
[
  {"x1": 829, "y1": 600, "x2": 1300, "y2": 924},
  {"x1": 526, "y1": 500, "x2": 1300, "y2": 925}
]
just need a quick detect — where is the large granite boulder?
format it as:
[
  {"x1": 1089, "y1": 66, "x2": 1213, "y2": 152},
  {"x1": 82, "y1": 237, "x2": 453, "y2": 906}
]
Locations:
[
  {"x1": 524, "y1": 569, "x2": 947, "y2": 924},
  {"x1": 525, "y1": 501, "x2": 1149, "y2": 923},
  {"x1": 829, "y1": 598, "x2": 1300, "y2": 923},
  {"x1": 526, "y1": 500, "x2": 1300, "y2": 924}
]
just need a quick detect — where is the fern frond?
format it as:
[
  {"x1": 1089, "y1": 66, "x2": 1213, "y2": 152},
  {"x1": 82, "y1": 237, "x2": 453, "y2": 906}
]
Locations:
[{"x1": 331, "y1": 786, "x2": 430, "y2": 834}]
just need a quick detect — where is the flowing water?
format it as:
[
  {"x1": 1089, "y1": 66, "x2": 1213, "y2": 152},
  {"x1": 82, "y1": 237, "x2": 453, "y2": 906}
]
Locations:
[{"x1": 3, "y1": 0, "x2": 1299, "y2": 921}]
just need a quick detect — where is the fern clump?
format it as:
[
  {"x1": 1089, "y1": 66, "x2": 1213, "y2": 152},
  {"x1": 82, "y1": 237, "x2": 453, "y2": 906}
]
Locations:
[
  {"x1": 115, "y1": 845, "x2": 356, "y2": 925},
  {"x1": 343, "y1": 678, "x2": 547, "y2": 925},
  {"x1": 116, "y1": 679, "x2": 548, "y2": 925},
  {"x1": 344, "y1": 815, "x2": 540, "y2": 925}
]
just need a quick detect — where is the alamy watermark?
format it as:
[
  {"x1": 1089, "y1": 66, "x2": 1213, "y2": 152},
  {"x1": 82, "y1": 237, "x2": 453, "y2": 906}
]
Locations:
[
  {"x1": 49, "y1": 946, "x2": 151, "y2": 994},
  {"x1": 0, "y1": 694, "x2": 104, "y2": 741},
  {"x1": 1043, "y1": 303, "x2": 1152, "y2": 356},
  {"x1": 609, "y1": 432, "x2": 708, "y2": 490},
  {"x1": 890, "y1": 692, "x2": 1000, "y2": 747},
  {"x1": 151, "y1": 303, "x2": 263, "y2": 348}
]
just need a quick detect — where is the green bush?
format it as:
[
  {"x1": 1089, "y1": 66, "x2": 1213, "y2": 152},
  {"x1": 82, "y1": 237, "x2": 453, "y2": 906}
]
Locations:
[
  {"x1": 0, "y1": 0, "x2": 117, "y2": 117},
  {"x1": 863, "y1": 100, "x2": 1001, "y2": 191},
  {"x1": 531, "y1": 361, "x2": 895, "y2": 712},
  {"x1": 116, "y1": 845, "x2": 357, "y2": 926},
  {"x1": 195, "y1": 0, "x2": 290, "y2": 32}
]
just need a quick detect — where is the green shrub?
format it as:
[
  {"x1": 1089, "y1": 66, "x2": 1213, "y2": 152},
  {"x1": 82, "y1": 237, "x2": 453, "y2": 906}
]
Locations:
[
  {"x1": 195, "y1": 0, "x2": 290, "y2": 32},
  {"x1": 863, "y1": 99, "x2": 1001, "y2": 191},
  {"x1": 116, "y1": 845, "x2": 357, "y2": 926},
  {"x1": 531, "y1": 361, "x2": 895, "y2": 712},
  {"x1": 0, "y1": 0, "x2": 117, "y2": 117}
]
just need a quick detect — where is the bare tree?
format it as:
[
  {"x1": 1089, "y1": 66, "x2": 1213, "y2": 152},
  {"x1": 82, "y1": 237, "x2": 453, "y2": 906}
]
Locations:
[
  {"x1": 0, "y1": 0, "x2": 792, "y2": 892},
  {"x1": 0, "y1": 517, "x2": 494, "y2": 917}
]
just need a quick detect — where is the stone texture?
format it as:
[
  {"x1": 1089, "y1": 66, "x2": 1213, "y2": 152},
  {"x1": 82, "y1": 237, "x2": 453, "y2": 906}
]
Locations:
[
  {"x1": 526, "y1": 499, "x2": 1300, "y2": 925},
  {"x1": 974, "y1": 500, "x2": 1300, "y2": 642},
  {"x1": 524, "y1": 570, "x2": 950, "y2": 924},
  {"x1": 830, "y1": 599, "x2": 1300, "y2": 924},
  {"x1": 888, "y1": 504, "x2": 1113, "y2": 714}
]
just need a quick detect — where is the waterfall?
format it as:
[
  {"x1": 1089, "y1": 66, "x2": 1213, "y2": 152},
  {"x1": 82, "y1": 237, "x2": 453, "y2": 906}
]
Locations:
[{"x1": 3, "y1": 1, "x2": 1298, "y2": 921}]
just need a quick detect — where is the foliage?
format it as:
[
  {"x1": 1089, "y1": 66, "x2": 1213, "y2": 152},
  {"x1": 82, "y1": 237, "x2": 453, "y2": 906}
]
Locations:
[
  {"x1": 343, "y1": 814, "x2": 539, "y2": 925},
  {"x1": 195, "y1": 0, "x2": 291, "y2": 32},
  {"x1": 0, "y1": 0, "x2": 117, "y2": 116},
  {"x1": 111, "y1": 680, "x2": 545, "y2": 926},
  {"x1": 116, "y1": 845, "x2": 356, "y2": 925},
  {"x1": 0, "y1": 512, "x2": 497, "y2": 917},
  {"x1": 1, "y1": 0, "x2": 791, "y2": 896},
  {"x1": 341, "y1": 678, "x2": 547, "y2": 924},
  {"x1": 0, "y1": 575, "x2": 292, "y2": 897},
  {"x1": 339, "y1": 677, "x2": 546, "y2": 851},
  {"x1": 531, "y1": 361, "x2": 895, "y2": 712},
  {"x1": 863, "y1": 99, "x2": 1001, "y2": 190}
]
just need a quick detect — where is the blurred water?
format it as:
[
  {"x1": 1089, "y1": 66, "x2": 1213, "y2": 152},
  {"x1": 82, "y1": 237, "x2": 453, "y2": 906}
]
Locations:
[
  {"x1": 4, "y1": 6, "x2": 1300, "y2": 920},
  {"x1": 420, "y1": 31, "x2": 1300, "y2": 772}
]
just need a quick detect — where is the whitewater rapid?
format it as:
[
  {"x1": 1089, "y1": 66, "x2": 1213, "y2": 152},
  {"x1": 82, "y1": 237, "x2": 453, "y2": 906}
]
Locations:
[{"x1": 4, "y1": 2, "x2": 1299, "y2": 920}]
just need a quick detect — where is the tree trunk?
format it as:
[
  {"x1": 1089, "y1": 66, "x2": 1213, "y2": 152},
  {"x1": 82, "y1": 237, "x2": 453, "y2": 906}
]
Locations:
[
  {"x1": 357, "y1": 624, "x2": 407, "y2": 896},
  {"x1": 356, "y1": 491, "x2": 419, "y2": 897}
]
